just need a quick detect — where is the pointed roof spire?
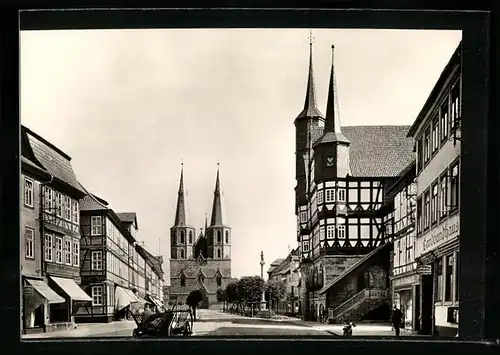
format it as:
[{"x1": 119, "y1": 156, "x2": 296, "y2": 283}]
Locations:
[
  {"x1": 174, "y1": 161, "x2": 190, "y2": 226},
  {"x1": 314, "y1": 45, "x2": 350, "y2": 146},
  {"x1": 295, "y1": 30, "x2": 324, "y2": 121},
  {"x1": 204, "y1": 213, "x2": 208, "y2": 232},
  {"x1": 210, "y1": 162, "x2": 226, "y2": 227}
]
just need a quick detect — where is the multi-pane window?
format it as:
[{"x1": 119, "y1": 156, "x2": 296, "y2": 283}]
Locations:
[
  {"x1": 303, "y1": 241, "x2": 309, "y2": 252},
  {"x1": 450, "y1": 162, "x2": 460, "y2": 211},
  {"x1": 445, "y1": 254, "x2": 454, "y2": 302},
  {"x1": 64, "y1": 238, "x2": 72, "y2": 265},
  {"x1": 439, "y1": 173, "x2": 449, "y2": 218},
  {"x1": 451, "y1": 82, "x2": 461, "y2": 130},
  {"x1": 91, "y1": 286, "x2": 103, "y2": 306},
  {"x1": 432, "y1": 117, "x2": 439, "y2": 153},
  {"x1": 44, "y1": 234, "x2": 53, "y2": 261},
  {"x1": 337, "y1": 189, "x2": 346, "y2": 202},
  {"x1": 325, "y1": 189, "x2": 335, "y2": 203},
  {"x1": 317, "y1": 227, "x2": 324, "y2": 240},
  {"x1": 424, "y1": 128, "x2": 431, "y2": 163},
  {"x1": 56, "y1": 193, "x2": 63, "y2": 217},
  {"x1": 300, "y1": 211, "x2": 308, "y2": 223},
  {"x1": 431, "y1": 183, "x2": 438, "y2": 225},
  {"x1": 326, "y1": 225, "x2": 335, "y2": 239},
  {"x1": 317, "y1": 190, "x2": 324, "y2": 204},
  {"x1": 24, "y1": 178, "x2": 34, "y2": 207},
  {"x1": 91, "y1": 251, "x2": 102, "y2": 270},
  {"x1": 64, "y1": 196, "x2": 71, "y2": 220},
  {"x1": 43, "y1": 186, "x2": 53, "y2": 212},
  {"x1": 417, "y1": 138, "x2": 423, "y2": 172},
  {"x1": 55, "y1": 237, "x2": 63, "y2": 263},
  {"x1": 91, "y1": 216, "x2": 102, "y2": 235},
  {"x1": 337, "y1": 225, "x2": 346, "y2": 239},
  {"x1": 423, "y1": 191, "x2": 430, "y2": 230},
  {"x1": 435, "y1": 258, "x2": 443, "y2": 302},
  {"x1": 416, "y1": 197, "x2": 422, "y2": 234},
  {"x1": 25, "y1": 228, "x2": 34, "y2": 258},
  {"x1": 72, "y1": 240, "x2": 80, "y2": 267},
  {"x1": 72, "y1": 200, "x2": 79, "y2": 223},
  {"x1": 440, "y1": 99, "x2": 449, "y2": 142}
]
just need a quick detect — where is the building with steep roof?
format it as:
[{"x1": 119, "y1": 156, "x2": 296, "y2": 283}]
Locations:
[
  {"x1": 20, "y1": 126, "x2": 91, "y2": 334},
  {"x1": 169, "y1": 164, "x2": 232, "y2": 308},
  {"x1": 294, "y1": 40, "x2": 414, "y2": 323}
]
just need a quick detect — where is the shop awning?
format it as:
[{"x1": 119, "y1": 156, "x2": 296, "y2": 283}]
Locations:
[
  {"x1": 26, "y1": 279, "x2": 65, "y2": 304},
  {"x1": 146, "y1": 295, "x2": 162, "y2": 309},
  {"x1": 49, "y1": 276, "x2": 92, "y2": 302},
  {"x1": 115, "y1": 286, "x2": 134, "y2": 311},
  {"x1": 122, "y1": 288, "x2": 141, "y2": 303}
]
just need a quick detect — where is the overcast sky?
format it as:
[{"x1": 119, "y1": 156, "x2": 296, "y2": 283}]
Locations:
[{"x1": 20, "y1": 29, "x2": 462, "y2": 280}]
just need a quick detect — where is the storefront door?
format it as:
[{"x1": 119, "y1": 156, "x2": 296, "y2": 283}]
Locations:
[{"x1": 421, "y1": 274, "x2": 433, "y2": 335}]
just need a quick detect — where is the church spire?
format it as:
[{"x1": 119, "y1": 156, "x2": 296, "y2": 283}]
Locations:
[
  {"x1": 204, "y1": 213, "x2": 208, "y2": 233},
  {"x1": 174, "y1": 162, "x2": 188, "y2": 226},
  {"x1": 314, "y1": 45, "x2": 350, "y2": 146},
  {"x1": 295, "y1": 30, "x2": 324, "y2": 121},
  {"x1": 210, "y1": 162, "x2": 225, "y2": 227}
]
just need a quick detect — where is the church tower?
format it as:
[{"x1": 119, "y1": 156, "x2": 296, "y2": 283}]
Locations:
[
  {"x1": 313, "y1": 45, "x2": 351, "y2": 181},
  {"x1": 295, "y1": 32, "x2": 324, "y2": 212},
  {"x1": 170, "y1": 164, "x2": 196, "y2": 260},
  {"x1": 206, "y1": 164, "x2": 231, "y2": 260}
]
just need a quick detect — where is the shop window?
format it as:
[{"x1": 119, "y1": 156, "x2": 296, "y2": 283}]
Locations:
[
  {"x1": 435, "y1": 258, "x2": 443, "y2": 302},
  {"x1": 455, "y1": 250, "x2": 460, "y2": 301},
  {"x1": 445, "y1": 254, "x2": 454, "y2": 302}
]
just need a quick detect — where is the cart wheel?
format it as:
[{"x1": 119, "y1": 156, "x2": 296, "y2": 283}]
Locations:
[{"x1": 183, "y1": 323, "x2": 191, "y2": 337}]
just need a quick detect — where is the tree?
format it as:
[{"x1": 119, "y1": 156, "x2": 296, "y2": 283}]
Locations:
[
  {"x1": 186, "y1": 289, "x2": 203, "y2": 321},
  {"x1": 225, "y1": 281, "x2": 240, "y2": 312},
  {"x1": 237, "y1": 276, "x2": 264, "y2": 315},
  {"x1": 265, "y1": 279, "x2": 286, "y2": 311}
]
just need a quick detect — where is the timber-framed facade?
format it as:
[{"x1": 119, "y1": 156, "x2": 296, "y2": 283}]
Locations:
[{"x1": 294, "y1": 43, "x2": 414, "y2": 323}]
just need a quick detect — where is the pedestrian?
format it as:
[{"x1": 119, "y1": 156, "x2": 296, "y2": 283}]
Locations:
[
  {"x1": 141, "y1": 304, "x2": 154, "y2": 327},
  {"x1": 391, "y1": 304, "x2": 403, "y2": 337}
]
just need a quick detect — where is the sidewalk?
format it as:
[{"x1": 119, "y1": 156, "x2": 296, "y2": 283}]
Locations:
[{"x1": 22, "y1": 320, "x2": 136, "y2": 339}]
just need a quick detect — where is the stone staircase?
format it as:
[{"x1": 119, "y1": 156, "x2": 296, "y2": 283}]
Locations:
[{"x1": 328, "y1": 288, "x2": 389, "y2": 323}]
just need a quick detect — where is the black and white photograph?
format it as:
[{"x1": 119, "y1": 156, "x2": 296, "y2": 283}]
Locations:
[{"x1": 19, "y1": 27, "x2": 463, "y2": 340}]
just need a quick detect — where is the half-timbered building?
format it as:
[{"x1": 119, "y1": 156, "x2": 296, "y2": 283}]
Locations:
[
  {"x1": 409, "y1": 42, "x2": 462, "y2": 337},
  {"x1": 77, "y1": 194, "x2": 153, "y2": 322},
  {"x1": 267, "y1": 249, "x2": 301, "y2": 316},
  {"x1": 169, "y1": 165, "x2": 232, "y2": 307},
  {"x1": 382, "y1": 161, "x2": 422, "y2": 331},
  {"x1": 21, "y1": 126, "x2": 91, "y2": 334},
  {"x1": 294, "y1": 42, "x2": 414, "y2": 323}
]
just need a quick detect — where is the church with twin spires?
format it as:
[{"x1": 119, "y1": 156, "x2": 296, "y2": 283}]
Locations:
[{"x1": 168, "y1": 164, "x2": 233, "y2": 308}]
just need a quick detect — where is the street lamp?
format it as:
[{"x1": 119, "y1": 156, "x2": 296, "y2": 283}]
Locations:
[{"x1": 260, "y1": 251, "x2": 267, "y2": 311}]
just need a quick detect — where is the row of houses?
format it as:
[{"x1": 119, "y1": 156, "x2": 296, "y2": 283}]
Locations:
[
  {"x1": 21, "y1": 126, "x2": 165, "y2": 334},
  {"x1": 268, "y1": 40, "x2": 461, "y2": 337}
]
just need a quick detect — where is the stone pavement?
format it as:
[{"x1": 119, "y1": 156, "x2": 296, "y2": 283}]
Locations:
[{"x1": 22, "y1": 320, "x2": 136, "y2": 339}]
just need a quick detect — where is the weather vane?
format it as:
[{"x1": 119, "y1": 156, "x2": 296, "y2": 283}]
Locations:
[
  {"x1": 309, "y1": 29, "x2": 314, "y2": 46},
  {"x1": 181, "y1": 158, "x2": 184, "y2": 167}
]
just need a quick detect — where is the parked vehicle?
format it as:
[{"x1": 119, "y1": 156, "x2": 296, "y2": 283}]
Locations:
[{"x1": 131, "y1": 305, "x2": 193, "y2": 338}]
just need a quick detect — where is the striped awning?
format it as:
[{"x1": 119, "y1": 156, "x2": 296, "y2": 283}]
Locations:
[
  {"x1": 49, "y1": 276, "x2": 92, "y2": 302},
  {"x1": 26, "y1": 279, "x2": 65, "y2": 304}
]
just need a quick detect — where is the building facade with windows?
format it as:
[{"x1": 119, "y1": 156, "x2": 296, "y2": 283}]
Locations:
[
  {"x1": 77, "y1": 195, "x2": 163, "y2": 322},
  {"x1": 409, "y1": 42, "x2": 462, "y2": 337},
  {"x1": 267, "y1": 249, "x2": 301, "y2": 316},
  {"x1": 294, "y1": 43, "x2": 415, "y2": 323},
  {"x1": 21, "y1": 126, "x2": 91, "y2": 334},
  {"x1": 169, "y1": 165, "x2": 232, "y2": 307},
  {"x1": 383, "y1": 161, "x2": 423, "y2": 331}
]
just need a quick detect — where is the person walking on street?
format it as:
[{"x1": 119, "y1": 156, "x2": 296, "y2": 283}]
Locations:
[
  {"x1": 141, "y1": 304, "x2": 154, "y2": 327},
  {"x1": 391, "y1": 304, "x2": 403, "y2": 337}
]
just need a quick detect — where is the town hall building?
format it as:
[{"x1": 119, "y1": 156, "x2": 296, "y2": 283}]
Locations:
[
  {"x1": 294, "y1": 41, "x2": 415, "y2": 323},
  {"x1": 168, "y1": 165, "x2": 232, "y2": 308}
]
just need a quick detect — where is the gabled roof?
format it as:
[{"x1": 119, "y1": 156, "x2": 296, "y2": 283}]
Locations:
[
  {"x1": 79, "y1": 194, "x2": 108, "y2": 211},
  {"x1": 116, "y1": 212, "x2": 138, "y2": 229},
  {"x1": 21, "y1": 126, "x2": 86, "y2": 196},
  {"x1": 137, "y1": 244, "x2": 164, "y2": 276},
  {"x1": 342, "y1": 125, "x2": 414, "y2": 178},
  {"x1": 318, "y1": 242, "x2": 391, "y2": 294}
]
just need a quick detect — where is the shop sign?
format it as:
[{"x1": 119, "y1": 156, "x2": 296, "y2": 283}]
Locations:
[
  {"x1": 416, "y1": 214, "x2": 460, "y2": 258},
  {"x1": 392, "y1": 274, "x2": 418, "y2": 288}
]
